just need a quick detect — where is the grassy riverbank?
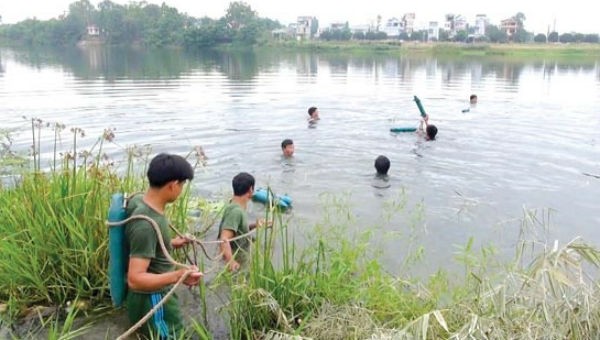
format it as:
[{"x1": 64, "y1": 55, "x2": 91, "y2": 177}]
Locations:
[
  {"x1": 2, "y1": 124, "x2": 600, "y2": 338},
  {"x1": 267, "y1": 40, "x2": 600, "y2": 58},
  {"x1": 224, "y1": 206, "x2": 600, "y2": 339}
]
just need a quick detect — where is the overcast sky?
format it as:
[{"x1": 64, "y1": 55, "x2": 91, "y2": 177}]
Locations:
[{"x1": 1, "y1": 0, "x2": 598, "y2": 34}]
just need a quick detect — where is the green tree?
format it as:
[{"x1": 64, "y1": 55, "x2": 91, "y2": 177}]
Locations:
[
  {"x1": 375, "y1": 31, "x2": 387, "y2": 40},
  {"x1": 237, "y1": 20, "x2": 261, "y2": 44},
  {"x1": 225, "y1": 1, "x2": 257, "y2": 31},
  {"x1": 559, "y1": 33, "x2": 574, "y2": 43},
  {"x1": 69, "y1": 0, "x2": 96, "y2": 23},
  {"x1": 438, "y1": 30, "x2": 449, "y2": 42},
  {"x1": 583, "y1": 34, "x2": 599, "y2": 43},
  {"x1": 1, "y1": 0, "x2": 280, "y2": 47},
  {"x1": 548, "y1": 31, "x2": 559, "y2": 42},
  {"x1": 514, "y1": 12, "x2": 526, "y2": 29},
  {"x1": 97, "y1": 0, "x2": 126, "y2": 43},
  {"x1": 353, "y1": 31, "x2": 365, "y2": 40},
  {"x1": 513, "y1": 28, "x2": 530, "y2": 43},
  {"x1": 153, "y1": 4, "x2": 185, "y2": 46},
  {"x1": 573, "y1": 33, "x2": 584, "y2": 42},
  {"x1": 62, "y1": 0, "x2": 98, "y2": 42},
  {"x1": 485, "y1": 25, "x2": 507, "y2": 43},
  {"x1": 224, "y1": 2, "x2": 261, "y2": 43},
  {"x1": 319, "y1": 30, "x2": 330, "y2": 40},
  {"x1": 534, "y1": 33, "x2": 546, "y2": 43},
  {"x1": 455, "y1": 30, "x2": 468, "y2": 42},
  {"x1": 410, "y1": 30, "x2": 427, "y2": 41},
  {"x1": 364, "y1": 31, "x2": 387, "y2": 40},
  {"x1": 184, "y1": 17, "x2": 231, "y2": 47},
  {"x1": 310, "y1": 18, "x2": 319, "y2": 38}
]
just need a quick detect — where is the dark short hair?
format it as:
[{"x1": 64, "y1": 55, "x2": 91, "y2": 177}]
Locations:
[
  {"x1": 426, "y1": 125, "x2": 438, "y2": 140},
  {"x1": 281, "y1": 139, "x2": 294, "y2": 149},
  {"x1": 308, "y1": 107, "x2": 317, "y2": 116},
  {"x1": 470, "y1": 94, "x2": 477, "y2": 100},
  {"x1": 147, "y1": 153, "x2": 194, "y2": 188},
  {"x1": 232, "y1": 172, "x2": 255, "y2": 196},
  {"x1": 374, "y1": 155, "x2": 390, "y2": 175}
]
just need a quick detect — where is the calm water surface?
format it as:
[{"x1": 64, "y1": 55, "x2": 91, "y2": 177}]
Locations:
[{"x1": 1, "y1": 46, "x2": 599, "y2": 273}]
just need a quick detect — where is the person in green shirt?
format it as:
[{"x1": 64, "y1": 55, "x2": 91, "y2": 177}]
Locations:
[
  {"x1": 218, "y1": 172, "x2": 268, "y2": 272},
  {"x1": 125, "y1": 153, "x2": 203, "y2": 338}
]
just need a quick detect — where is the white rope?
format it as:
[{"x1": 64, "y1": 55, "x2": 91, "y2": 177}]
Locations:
[
  {"x1": 108, "y1": 215, "x2": 191, "y2": 339},
  {"x1": 107, "y1": 199, "x2": 272, "y2": 338}
]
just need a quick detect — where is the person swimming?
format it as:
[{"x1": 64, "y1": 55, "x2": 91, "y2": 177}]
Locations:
[
  {"x1": 470, "y1": 94, "x2": 478, "y2": 105},
  {"x1": 281, "y1": 139, "x2": 294, "y2": 158},
  {"x1": 374, "y1": 155, "x2": 390, "y2": 176},
  {"x1": 372, "y1": 155, "x2": 391, "y2": 189},
  {"x1": 307, "y1": 106, "x2": 320, "y2": 126},
  {"x1": 418, "y1": 114, "x2": 438, "y2": 141},
  {"x1": 462, "y1": 94, "x2": 478, "y2": 113}
]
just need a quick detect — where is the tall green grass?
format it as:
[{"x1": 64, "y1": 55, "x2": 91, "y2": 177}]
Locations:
[
  {"x1": 0, "y1": 121, "x2": 145, "y2": 320},
  {"x1": 3, "y1": 121, "x2": 600, "y2": 339},
  {"x1": 219, "y1": 198, "x2": 600, "y2": 339},
  {"x1": 222, "y1": 194, "x2": 436, "y2": 339},
  {"x1": 0, "y1": 120, "x2": 212, "y2": 337}
]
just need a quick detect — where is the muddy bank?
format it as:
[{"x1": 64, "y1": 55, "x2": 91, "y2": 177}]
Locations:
[{"x1": 4, "y1": 275, "x2": 231, "y2": 339}]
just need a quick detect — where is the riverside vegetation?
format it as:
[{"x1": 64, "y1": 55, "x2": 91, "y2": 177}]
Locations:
[
  {"x1": 1, "y1": 120, "x2": 600, "y2": 339},
  {"x1": 1, "y1": 0, "x2": 600, "y2": 59}
]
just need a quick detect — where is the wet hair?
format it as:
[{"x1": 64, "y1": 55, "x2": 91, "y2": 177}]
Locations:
[
  {"x1": 308, "y1": 107, "x2": 318, "y2": 116},
  {"x1": 426, "y1": 125, "x2": 438, "y2": 140},
  {"x1": 281, "y1": 139, "x2": 294, "y2": 149},
  {"x1": 374, "y1": 155, "x2": 390, "y2": 175},
  {"x1": 470, "y1": 94, "x2": 477, "y2": 101},
  {"x1": 232, "y1": 172, "x2": 255, "y2": 196},
  {"x1": 147, "y1": 153, "x2": 194, "y2": 188}
]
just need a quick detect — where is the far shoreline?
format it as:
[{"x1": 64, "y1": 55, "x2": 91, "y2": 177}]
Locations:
[
  {"x1": 4, "y1": 40, "x2": 600, "y2": 59},
  {"x1": 262, "y1": 41, "x2": 600, "y2": 58}
]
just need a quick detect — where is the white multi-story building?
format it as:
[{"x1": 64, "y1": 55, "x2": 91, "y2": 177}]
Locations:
[
  {"x1": 402, "y1": 13, "x2": 415, "y2": 34},
  {"x1": 444, "y1": 14, "x2": 468, "y2": 38},
  {"x1": 474, "y1": 14, "x2": 488, "y2": 36},
  {"x1": 383, "y1": 14, "x2": 416, "y2": 37},
  {"x1": 384, "y1": 17, "x2": 403, "y2": 37},
  {"x1": 500, "y1": 17, "x2": 518, "y2": 37},
  {"x1": 428, "y1": 21, "x2": 440, "y2": 41},
  {"x1": 454, "y1": 15, "x2": 468, "y2": 32},
  {"x1": 296, "y1": 16, "x2": 318, "y2": 40}
]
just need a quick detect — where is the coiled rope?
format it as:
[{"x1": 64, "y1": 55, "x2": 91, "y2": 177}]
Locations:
[{"x1": 107, "y1": 214, "x2": 258, "y2": 339}]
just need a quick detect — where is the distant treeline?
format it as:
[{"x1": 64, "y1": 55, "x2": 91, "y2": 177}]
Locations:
[
  {"x1": 1, "y1": 1, "x2": 599, "y2": 47},
  {"x1": 320, "y1": 28, "x2": 600, "y2": 44},
  {"x1": 0, "y1": 0, "x2": 282, "y2": 47}
]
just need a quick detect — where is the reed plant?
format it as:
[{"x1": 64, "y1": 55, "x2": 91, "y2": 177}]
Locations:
[
  {"x1": 0, "y1": 129, "x2": 27, "y2": 176},
  {"x1": 0, "y1": 121, "x2": 143, "y2": 320},
  {"x1": 3, "y1": 121, "x2": 600, "y2": 339},
  {"x1": 221, "y1": 193, "x2": 435, "y2": 339},
  {"x1": 217, "y1": 197, "x2": 600, "y2": 339}
]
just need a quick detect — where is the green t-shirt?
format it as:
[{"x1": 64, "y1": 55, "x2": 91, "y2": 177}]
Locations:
[
  {"x1": 125, "y1": 195, "x2": 174, "y2": 280},
  {"x1": 218, "y1": 202, "x2": 250, "y2": 258}
]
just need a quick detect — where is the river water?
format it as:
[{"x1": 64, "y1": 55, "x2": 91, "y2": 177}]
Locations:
[{"x1": 1, "y1": 46, "x2": 599, "y2": 275}]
